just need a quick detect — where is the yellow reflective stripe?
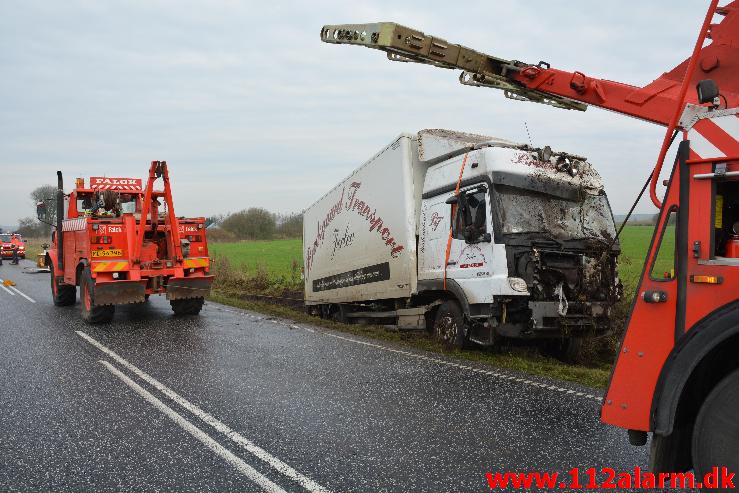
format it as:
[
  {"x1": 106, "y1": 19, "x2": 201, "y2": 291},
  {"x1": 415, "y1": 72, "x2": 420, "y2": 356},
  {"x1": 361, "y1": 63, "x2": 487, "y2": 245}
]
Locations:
[
  {"x1": 183, "y1": 258, "x2": 209, "y2": 268},
  {"x1": 92, "y1": 261, "x2": 129, "y2": 272}
]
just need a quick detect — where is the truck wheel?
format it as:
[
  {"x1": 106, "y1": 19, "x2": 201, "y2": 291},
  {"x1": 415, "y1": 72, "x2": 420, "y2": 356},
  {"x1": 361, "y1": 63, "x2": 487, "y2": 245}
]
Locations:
[
  {"x1": 331, "y1": 304, "x2": 349, "y2": 324},
  {"x1": 434, "y1": 300, "x2": 467, "y2": 348},
  {"x1": 50, "y1": 264, "x2": 76, "y2": 306},
  {"x1": 170, "y1": 297, "x2": 204, "y2": 316},
  {"x1": 80, "y1": 268, "x2": 115, "y2": 324},
  {"x1": 692, "y1": 368, "x2": 739, "y2": 483},
  {"x1": 542, "y1": 337, "x2": 583, "y2": 363}
]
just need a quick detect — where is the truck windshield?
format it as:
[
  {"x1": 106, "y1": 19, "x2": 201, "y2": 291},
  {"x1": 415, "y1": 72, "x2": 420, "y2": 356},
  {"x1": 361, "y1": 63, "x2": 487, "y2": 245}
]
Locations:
[
  {"x1": 0, "y1": 234, "x2": 11, "y2": 242},
  {"x1": 494, "y1": 184, "x2": 616, "y2": 241}
]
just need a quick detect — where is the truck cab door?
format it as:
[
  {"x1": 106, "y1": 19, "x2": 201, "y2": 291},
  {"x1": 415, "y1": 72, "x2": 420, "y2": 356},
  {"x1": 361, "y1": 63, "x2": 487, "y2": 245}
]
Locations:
[
  {"x1": 445, "y1": 186, "x2": 494, "y2": 286},
  {"x1": 419, "y1": 185, "x2": 497, "y2": 305}
]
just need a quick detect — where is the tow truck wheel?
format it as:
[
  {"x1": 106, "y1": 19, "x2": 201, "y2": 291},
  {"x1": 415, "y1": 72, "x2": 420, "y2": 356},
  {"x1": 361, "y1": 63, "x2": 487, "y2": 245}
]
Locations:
[
  {"x1": 49, "y1": 264, "x2": 76, "y2": 306},
  {"x1": 170, "y1": 297, "x2": 204, "y2": 316},
  {"x1": 79, "y1": 268, "x2": 115, "y2": 324},
  {"x1": 434, "y1": 300, "x2": 467, "y2": 349},
  {"x1": 692, "y1": 368, "x2": 739, "y2": 483}
]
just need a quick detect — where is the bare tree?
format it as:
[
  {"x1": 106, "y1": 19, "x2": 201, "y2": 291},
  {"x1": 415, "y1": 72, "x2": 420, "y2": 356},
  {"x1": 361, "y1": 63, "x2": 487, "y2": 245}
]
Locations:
[
  {"x1": 277, "y1": 213, "x2": 303, "y2": 238},
  {"x1": 31, "y1": 185, "x2": 58, "y2": 223}
]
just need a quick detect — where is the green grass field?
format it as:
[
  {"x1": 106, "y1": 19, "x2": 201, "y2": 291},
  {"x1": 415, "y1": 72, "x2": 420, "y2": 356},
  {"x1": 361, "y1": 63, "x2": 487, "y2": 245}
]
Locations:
[
  {"x1": 210, "y1": 239, "x2": 303, "y2": 277},
  {"x1": 209, "y1": 226, "x2": 668, "y2": 293},
  {"x1": 617, "y1": 224, "x2": 675, "y2": 291}
]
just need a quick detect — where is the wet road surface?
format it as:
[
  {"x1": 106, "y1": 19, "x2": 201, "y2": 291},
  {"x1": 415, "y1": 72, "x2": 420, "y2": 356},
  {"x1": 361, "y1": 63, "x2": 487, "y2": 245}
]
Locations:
[{"x1": 0, "y1": 259, "x2": 662, "y2": 492}]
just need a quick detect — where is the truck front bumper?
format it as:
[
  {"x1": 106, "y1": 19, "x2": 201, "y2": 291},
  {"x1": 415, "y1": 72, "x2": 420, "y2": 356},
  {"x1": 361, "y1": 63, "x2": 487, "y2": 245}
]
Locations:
[
  {"x1": 496, "y1": 301, "x2": 613, "y2": 339},
  {"x1": 1, "y1": 251, "x2": 24, "y2": 258}
]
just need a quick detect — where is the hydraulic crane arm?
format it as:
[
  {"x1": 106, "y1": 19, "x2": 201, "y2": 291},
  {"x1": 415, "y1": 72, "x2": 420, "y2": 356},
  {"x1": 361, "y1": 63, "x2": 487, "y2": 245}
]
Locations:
[{"x1": 321, "y1": 3, "x2": 739, "y2": 127}]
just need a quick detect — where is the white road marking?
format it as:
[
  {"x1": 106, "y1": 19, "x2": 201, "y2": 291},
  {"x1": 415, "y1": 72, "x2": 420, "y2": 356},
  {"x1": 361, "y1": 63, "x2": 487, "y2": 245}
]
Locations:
[
  {"x1": 99, "y1": 360, "x2": 287, "y2": 493},
  {"x1": 0, "y1": 278, "x2": 35, "y2": 302},
  {"x1": 77, "y1": 331, "x2": 332, "y2": 493},
  {"x1": 8, "y1": 286, "x2": 35, "y2": 303}
]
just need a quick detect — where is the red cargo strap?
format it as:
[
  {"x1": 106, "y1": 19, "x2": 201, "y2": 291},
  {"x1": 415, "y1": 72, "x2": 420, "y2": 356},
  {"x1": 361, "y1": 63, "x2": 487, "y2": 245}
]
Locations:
[{"x1": 443, "y1": 152, "x2": 469, "y2": 289}]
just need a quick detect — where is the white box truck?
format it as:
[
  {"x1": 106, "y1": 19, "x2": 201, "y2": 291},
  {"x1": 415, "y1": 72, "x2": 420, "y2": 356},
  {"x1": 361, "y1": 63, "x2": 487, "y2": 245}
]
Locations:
[{"x1": 303, "y1": 129, "x2": 621, "y2": 361}]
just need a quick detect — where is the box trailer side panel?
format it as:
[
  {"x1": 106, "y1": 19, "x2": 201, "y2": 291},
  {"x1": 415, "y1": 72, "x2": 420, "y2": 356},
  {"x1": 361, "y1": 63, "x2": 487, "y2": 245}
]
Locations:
[{"x1": 304, "y1": 135, "x2": 417, "y2": 304}]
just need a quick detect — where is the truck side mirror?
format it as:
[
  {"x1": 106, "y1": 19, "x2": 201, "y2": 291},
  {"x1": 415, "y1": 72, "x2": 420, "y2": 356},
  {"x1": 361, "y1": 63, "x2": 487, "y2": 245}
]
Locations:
[
  {"x1": 36, "y1": 201, "x2": 47, "y2": 221},
  {"x1": 445, "y1": 195, "x2": 459, "y2": 205}
]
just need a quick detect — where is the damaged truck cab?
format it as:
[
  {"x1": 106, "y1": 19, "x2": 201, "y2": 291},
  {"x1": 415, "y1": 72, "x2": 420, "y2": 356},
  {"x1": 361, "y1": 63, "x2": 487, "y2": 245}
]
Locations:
[{"x1": 304, "y1": 129, "x2": 620, "y2": 360}]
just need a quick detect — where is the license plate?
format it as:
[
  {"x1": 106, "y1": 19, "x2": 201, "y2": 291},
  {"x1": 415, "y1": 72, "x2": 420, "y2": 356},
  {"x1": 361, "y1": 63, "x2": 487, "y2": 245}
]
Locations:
[{"x1": 91, "y1": 249, "x2": 123, "y2": 258}]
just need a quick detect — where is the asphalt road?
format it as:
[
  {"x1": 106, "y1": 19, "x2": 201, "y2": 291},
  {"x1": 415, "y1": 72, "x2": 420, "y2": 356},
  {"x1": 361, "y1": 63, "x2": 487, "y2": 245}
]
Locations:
[{"x1": 0, "y1": 259, "x2": 659, "y2": 492}]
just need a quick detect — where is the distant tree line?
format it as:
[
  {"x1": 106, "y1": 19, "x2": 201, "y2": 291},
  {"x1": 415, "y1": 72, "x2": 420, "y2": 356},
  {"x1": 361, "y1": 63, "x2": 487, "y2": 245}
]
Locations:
[{"x1": 208, "y1": 209, "x2": 302, "y2": 241}]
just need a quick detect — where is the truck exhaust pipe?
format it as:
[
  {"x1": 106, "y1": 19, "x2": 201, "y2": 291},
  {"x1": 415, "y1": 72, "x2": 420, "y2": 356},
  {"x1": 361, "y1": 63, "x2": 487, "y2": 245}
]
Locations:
[{"x1": 56, "y1": 171, "x2": 64, "y2": 271}]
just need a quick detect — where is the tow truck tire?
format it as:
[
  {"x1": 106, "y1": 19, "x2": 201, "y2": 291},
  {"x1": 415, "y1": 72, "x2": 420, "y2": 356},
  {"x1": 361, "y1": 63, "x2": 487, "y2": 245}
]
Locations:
[
  {"x1": 170, "y1": 297, "x2": 204, "y2": 316},
  {"x1": 692, "y1": 368, "x2": 739, "y2": 484},
  {"x1": 434, "y1": 300, "x2": 467, "y2": 349},
  {"x1": 80, "y1": 268, "x2": 115, "y2": 324},
  {"x1": 50, "y1": 264, "x2": 76, "y2": 306}
]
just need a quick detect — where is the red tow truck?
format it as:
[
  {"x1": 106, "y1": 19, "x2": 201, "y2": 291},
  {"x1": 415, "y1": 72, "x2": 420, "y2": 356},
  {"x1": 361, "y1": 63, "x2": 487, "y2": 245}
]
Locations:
[{"x1": 41, "y1": 161, "x2": 213, "y2": 323}]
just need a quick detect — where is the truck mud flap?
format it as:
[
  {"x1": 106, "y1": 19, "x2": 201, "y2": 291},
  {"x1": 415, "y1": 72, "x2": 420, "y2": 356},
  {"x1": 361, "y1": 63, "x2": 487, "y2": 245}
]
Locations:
[
  {"x1": 94, "y1": 280, "x2": 146, "y2": 306},
  {"x1": 166, "y1": 276, "x2": 214, "y2": 300}
]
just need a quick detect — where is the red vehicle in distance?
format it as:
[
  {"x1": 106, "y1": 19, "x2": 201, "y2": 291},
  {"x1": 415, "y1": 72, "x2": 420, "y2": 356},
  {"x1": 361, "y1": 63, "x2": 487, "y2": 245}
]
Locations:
[{"x1": 0, "y1": 233, "x2": 26, "y2": 260}]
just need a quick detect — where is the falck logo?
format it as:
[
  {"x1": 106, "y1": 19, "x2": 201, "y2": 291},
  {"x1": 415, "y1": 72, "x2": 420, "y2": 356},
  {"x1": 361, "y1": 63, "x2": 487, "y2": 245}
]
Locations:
[{"x1": 89, "y1": 177, "x2": 143, "y2": 191}]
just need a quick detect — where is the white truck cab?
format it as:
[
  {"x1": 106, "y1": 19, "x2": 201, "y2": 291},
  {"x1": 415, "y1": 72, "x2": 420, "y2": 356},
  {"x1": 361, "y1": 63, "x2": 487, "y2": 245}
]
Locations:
[{"x1": 304, "y1": 129, "x2": 620, "y2": 360}]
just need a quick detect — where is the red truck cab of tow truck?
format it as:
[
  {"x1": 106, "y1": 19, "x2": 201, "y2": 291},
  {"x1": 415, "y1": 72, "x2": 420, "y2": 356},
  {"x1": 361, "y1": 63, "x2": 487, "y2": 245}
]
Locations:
[{"x1": 46, "y1": 161, "x2": 213, "y2": 323}]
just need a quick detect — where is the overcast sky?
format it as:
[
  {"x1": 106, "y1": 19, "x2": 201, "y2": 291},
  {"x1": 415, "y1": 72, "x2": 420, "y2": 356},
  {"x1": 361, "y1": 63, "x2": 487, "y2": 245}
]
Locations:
[{"x1": 0, "y1": 1, "x2": 706, "y2": 227}]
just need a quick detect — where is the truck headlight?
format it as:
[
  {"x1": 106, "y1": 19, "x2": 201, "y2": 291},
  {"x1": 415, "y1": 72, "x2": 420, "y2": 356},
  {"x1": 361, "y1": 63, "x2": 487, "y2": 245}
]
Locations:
[{"x1": 508, "y1": 277, "x2": 528, "y2": 292}]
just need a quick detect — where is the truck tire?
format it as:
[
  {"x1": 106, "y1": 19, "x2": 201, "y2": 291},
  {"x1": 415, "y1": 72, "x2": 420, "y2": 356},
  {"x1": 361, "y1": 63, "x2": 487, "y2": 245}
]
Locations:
[
  {"x1": 692, "y1": 368, "x2": 739, "y2": 486},
  {"x1": 434, "y1": 300, "x2": 467, "y2": 348},
  {"x1": 50, "y1": 264, "x2": 76, "y2": 306},
  {"x1": 331, "y1": 304, "x2": 349, "y2": 324},
  {"x1": 80, "y1": 268, "x2": 115, "y2": 324},
  {"x1": 170, "y1": 297, "x2": 204, "y2": 316},
  {"x1": 542, "y1": 337, "x2": 583, "y2": 364}
]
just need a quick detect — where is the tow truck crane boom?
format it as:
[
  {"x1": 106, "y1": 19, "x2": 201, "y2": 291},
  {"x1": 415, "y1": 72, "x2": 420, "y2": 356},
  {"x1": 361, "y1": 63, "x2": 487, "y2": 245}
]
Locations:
[{"x1": 321, "y1": 5, "x2": 738, "y2": 124}]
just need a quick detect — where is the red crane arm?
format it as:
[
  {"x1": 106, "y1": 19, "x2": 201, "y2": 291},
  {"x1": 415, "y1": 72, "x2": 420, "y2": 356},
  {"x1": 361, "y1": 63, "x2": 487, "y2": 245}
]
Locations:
[{"x1": 321, "y1": 2, "x2": 739, "y2": 125}]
